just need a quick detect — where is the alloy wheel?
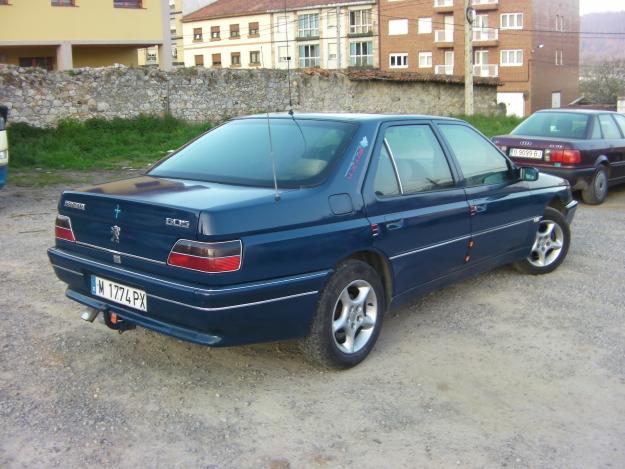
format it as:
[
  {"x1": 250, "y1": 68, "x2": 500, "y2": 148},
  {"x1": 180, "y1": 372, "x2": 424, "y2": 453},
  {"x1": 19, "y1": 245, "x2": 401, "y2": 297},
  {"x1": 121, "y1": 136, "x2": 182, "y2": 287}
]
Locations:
[
  {"x1": 528, "y1": 220, "x2": 565, "y2": 268},
  {"x1": 331, "y1": 279, "x2": 378, "y2": 354}
]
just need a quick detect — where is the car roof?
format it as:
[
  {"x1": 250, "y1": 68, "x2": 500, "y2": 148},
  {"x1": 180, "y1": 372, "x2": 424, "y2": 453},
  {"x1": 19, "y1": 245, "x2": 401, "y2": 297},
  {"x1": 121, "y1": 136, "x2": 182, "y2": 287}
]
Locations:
[
  {"x1": 534, "y1": 109, "x2": 619, "y2": 116},
  {"x1": 239, "y1": 112, "x2": 463, "y2": 124}
]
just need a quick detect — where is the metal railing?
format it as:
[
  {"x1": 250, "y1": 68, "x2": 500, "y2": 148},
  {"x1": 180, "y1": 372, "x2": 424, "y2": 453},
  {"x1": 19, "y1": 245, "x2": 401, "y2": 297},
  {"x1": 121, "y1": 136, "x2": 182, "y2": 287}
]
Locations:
[
  {"x1": 473, "y1": 64, "x2": 499, "y2": 77},
  {"x1": 435, "y1": 65, "x2": 454, "y2": 75},
  {"x1": 473, "y1": 28, "x2": 499, "y2": 41},
  {"x1": 434, "y1": 30, "x2": 454, "y2": 42}
]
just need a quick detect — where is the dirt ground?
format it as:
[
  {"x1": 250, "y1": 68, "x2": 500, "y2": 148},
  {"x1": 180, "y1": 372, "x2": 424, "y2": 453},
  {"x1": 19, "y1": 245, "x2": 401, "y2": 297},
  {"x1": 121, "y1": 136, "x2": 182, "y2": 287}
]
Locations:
[{"x1": 1, "y1": 174, "x2": 624, "y2": 469}]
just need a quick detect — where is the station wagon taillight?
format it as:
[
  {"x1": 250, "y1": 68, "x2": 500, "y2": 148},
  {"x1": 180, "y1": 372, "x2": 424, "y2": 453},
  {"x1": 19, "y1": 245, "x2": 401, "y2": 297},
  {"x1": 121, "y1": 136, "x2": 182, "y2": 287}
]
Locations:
[
  {"x1": 167, "y1": 239, "x2": 242, "y2": 273},
  {"x1": 55, "y1": 215, "x2": 76, "y2": 242},
  {"x1": 545, "y1": 149, "x2": 581, "y2": 165}
]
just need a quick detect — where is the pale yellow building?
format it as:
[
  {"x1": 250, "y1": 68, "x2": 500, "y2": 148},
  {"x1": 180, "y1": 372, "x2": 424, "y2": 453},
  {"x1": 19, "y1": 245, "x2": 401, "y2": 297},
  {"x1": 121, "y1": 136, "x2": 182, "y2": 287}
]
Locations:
[
  {"x1": 138, "y1": 0, "x2": 183, "y2": 67},
  {"x1": 0, "y1": 0, "x2": 172, "y2": 70},
  {"x1": 182, "y1": 0, "x2": 379, "y2": 70}
]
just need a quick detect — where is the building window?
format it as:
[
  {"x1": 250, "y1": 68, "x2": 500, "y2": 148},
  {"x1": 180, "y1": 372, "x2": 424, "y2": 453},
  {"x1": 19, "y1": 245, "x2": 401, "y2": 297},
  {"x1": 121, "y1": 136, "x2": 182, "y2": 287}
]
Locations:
[
  {"x1": 500, "y1": 13, "x2": 523, "y2": 30},
  {"x1": 211, "y1": 26, "x2": 220, "y2": 40},
  {"x1": 298, "y1": 14, "x2": 319, "y2": 38},
  {"x1": 278, "y1": 46, "x2": 290, "y2": 63},
  {"x1": 328, "y1": 43, "x2": 337, "y2": 61},
  {"x1": 418, "y1": 17, "x2": 432, "y2": 34},
  {"x1": 172, "y1": 47, "x2": 178, "y2": 59},
  {"x1": 555, "y1": 15, "x2": 564, "y2": 32},
  {"x1": 277, "y1": 16, "x2": 288, "y2": 34},
  {"x1": 389, "y1": 53, "x2": 408, "y2": 68},
  {"x1": 327, "y1": 10, "x2": 337, "y2": 29},
  {"x1": 212, "y1": 53, "x2": 222, "y2": 67},
  {"x1": 249, "y1": 22, "x2": 259, "y2": 37},
  {"x1": 52, "y1": 0, "x2": 75, "y2": 6},
  {"x1": 193, "y1": 28, "x2": 203, "y2": 42},
  {"x1": 555, "y1": 49, "x2": 563, "y2": 66},
  {"x1": 388, "y1": 19, "x2": 408, "y2": 35},
  {"x1": 500, "y1": 49, "x2": 523, "y2": 66},
  {"x1": 419, "y1": 52, "x2": 432, "y2": 68},
  {"x1": 231, "y1": 52, "x2": 241, "y2": 66},
  {"x1": 114, "y1": 0, "x2": 142, "y2": 8},
  {"x1": 350, "y1": 41, "x2": 373, "y2": 66},
  {"x1": 19, "y1": 57, "x2": 55, "y2": 71},
  {"x1": 249, "y1": 51, "x2": 261, "y2": 65},
  {"x1": 299, "y1": 44, "x2": 320, "y2": 68},
  {"x1": 194, "y1": 55, "x2": 204, "y2": 67},
  {"x1": 230, "y1": 24, "x2": 240, "y2": 38},
  {"x1": 349, "y1": 9, "x2": 372, "y2": 34}
]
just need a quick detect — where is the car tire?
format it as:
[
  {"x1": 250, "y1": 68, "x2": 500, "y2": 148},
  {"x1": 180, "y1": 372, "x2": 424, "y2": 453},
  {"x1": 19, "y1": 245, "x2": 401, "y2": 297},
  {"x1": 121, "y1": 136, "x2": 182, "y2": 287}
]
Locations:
[
  {"x1": 513, "y1": 207, "x2": 571, "y2": 275},
  {"x1": 300, "y1": 260, "x2": 386, "y2": 369},
  {"x1": 582, "y1": 166, "x2": 609, "y2": 205}
]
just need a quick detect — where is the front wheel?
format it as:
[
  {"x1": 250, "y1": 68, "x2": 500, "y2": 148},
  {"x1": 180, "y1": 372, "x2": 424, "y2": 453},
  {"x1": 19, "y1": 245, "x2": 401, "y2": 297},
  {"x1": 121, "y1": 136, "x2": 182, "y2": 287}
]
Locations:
[
  {"x1": 300, "y1": 260, "x2": 385, "y2": 369},
  {"x1": 513, "y1": 207, "x2": 571, "y2": 275}
]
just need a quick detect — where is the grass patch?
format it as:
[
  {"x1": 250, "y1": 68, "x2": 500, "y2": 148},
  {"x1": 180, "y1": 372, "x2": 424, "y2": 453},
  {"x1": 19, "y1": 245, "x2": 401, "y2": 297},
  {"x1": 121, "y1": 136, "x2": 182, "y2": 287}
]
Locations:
[
  {"x1": 457, "y1": 114, "x2": 523, "y2": 137},
  {"x1": 8, "y1": 115, "x2": 212, "y2": 170}
]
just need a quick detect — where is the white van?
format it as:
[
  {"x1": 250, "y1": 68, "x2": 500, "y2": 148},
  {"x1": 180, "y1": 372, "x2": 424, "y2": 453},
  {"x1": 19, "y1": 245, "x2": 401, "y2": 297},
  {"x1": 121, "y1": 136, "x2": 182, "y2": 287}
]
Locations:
[{"x1": 0, "y1": 106, "x2": 8, "y2": 188}]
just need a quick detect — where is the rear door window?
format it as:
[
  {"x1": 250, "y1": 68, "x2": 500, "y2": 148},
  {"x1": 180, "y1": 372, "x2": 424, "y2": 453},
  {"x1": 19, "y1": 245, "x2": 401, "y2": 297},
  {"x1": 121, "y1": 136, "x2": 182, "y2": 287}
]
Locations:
[
  {"x1": 612, "y1": 114, "x2": 625, "y2": 138},
  {"x1": 598, "y1": 115, "x2": 622, "y2": 139},
  {"x1": 438, "y1": 124, "x2": 511, "y2": 187},
  {"x1": 373, "y1": 144, "x2": 401, "y2": 197},
  {"x1": 379, "y1": 125, "x2": 454, "y2": 195}
]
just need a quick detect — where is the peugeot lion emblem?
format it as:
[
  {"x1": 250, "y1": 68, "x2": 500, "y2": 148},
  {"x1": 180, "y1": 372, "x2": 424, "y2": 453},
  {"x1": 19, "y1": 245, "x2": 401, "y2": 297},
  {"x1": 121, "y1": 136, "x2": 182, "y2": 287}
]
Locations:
[{"x1": 110, "y1": 225, "x2": 121, "y2": 244}]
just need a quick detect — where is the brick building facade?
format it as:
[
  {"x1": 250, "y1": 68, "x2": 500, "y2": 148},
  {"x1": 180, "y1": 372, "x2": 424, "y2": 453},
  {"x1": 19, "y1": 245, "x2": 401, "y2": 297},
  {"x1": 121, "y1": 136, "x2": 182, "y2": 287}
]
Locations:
[{"x1": 378, "y1": 0, "x2": 580, "y2": 116}]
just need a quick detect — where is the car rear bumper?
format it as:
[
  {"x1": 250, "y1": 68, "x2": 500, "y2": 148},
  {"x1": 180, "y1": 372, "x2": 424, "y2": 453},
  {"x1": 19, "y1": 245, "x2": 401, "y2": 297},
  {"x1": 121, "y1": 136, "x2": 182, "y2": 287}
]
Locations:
[
  {"x1": 48, "y1": 247, "x2": 330, "y2": 346},
  {"x1": 535, "y1": 166, "x2": 596, "y2": 191}
]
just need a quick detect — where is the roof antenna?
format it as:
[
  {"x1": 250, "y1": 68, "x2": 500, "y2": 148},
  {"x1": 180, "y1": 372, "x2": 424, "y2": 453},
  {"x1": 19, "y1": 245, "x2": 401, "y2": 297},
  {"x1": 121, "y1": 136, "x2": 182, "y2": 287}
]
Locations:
[
  {"x1": 261, "y1": 45, "x2": 281, "y2": 202},
  {"x1": 284, "y1": 0, "x2": 294, "y2": 115}
]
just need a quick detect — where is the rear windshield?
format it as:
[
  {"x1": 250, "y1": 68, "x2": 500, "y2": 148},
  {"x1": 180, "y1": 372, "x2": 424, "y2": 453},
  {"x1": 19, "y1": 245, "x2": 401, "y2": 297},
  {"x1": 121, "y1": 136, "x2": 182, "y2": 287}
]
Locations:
[
  {"x1": 149, "y1": 118, "x2": 357, "y2": 188},
  {"x1": 511, "y1": 112, "x2": 590, "y2": 140}
]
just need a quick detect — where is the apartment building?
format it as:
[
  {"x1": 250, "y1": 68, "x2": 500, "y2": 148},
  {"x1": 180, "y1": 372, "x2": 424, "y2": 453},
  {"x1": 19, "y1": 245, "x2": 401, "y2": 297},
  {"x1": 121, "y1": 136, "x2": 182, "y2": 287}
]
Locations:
[
  {"x1": 182, "y1": 0, "x2": 379, "y2": 70},
  {"x1": 138, "y1": 0, "x2": 184, "y2": 67},
  {"x1": 0, "y1": 0, "x2": 172, "y2": 70},
  {"x1": 379, "y1": 0, "x2": 580, "y2": 116}
]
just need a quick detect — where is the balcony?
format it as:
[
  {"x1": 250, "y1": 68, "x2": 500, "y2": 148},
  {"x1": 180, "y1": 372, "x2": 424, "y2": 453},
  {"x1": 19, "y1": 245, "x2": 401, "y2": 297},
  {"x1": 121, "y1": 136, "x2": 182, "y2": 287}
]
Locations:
[
  {"x1": 434, "y1": 0, "x2": 454, "y2": 13},
  {"x1": 435, "y1": 64, "x2": 454, "y2": 75},
  {"x1": 473, "y1": 64, "x2": 498, "y2": 77},
  {"x1": 471, "y1": 0, "x2": 498, "y2": 10},
  {"x1": 472, "y1": 28, "x2": 499, "y2": 45},
  {"x1": 434, "y1": 30, "x2": 454, "y2": 46}
]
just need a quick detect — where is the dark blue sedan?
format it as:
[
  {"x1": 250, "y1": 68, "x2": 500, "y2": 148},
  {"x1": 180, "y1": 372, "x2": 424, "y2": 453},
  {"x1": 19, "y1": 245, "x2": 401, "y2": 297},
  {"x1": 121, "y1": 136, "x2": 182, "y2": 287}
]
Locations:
[{"x1": 48, "y1": 114, "x2": 578, "y2": 368}]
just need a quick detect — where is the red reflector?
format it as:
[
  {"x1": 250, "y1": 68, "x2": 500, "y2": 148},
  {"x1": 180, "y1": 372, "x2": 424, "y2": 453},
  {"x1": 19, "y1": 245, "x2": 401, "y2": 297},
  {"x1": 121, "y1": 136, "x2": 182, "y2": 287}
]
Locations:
[
  {"x1": 55, "y1": 226, "x2": 76, "y2": 242},
  {"x1": 168, "y1": 252, "x2": 241, "y2": 273}
]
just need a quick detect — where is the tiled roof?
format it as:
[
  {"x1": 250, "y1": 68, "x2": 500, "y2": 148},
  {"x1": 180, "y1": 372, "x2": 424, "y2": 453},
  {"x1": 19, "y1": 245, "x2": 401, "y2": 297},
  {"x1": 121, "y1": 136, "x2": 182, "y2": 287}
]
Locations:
[{"x1": 183, "y1": 0, "x2": 373, "y2": 22}]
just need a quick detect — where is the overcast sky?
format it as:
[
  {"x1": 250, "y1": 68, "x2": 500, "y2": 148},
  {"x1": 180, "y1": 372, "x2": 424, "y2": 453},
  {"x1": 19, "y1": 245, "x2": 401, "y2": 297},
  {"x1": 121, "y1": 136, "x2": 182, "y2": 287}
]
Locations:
[{"x1": 580, "y1": 0, "x2": 625, "y2": 15}]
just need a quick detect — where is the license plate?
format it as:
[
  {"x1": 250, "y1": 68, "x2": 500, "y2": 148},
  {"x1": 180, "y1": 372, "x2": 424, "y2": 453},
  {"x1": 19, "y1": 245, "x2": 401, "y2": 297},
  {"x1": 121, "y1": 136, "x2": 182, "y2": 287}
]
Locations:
[
  {"x1": 510, "y1": 148, "x2": 543, "y2": 159},
  {"x1": 91, "y1": 275, "x2": 147, "y2": 312}
]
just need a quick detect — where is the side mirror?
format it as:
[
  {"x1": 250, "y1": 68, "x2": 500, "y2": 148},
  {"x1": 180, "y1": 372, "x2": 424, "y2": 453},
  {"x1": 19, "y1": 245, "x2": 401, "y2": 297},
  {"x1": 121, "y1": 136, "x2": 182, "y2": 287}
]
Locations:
[{"x1": 520, "y1": 167, "x2": 539, "y2": 182}]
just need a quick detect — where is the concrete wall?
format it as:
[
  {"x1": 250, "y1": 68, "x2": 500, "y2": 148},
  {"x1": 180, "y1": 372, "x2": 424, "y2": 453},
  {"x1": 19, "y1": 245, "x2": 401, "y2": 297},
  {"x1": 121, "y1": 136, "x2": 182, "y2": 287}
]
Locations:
[{"x1": 0, "y1": 66, "x2": 498, "y2": 128}]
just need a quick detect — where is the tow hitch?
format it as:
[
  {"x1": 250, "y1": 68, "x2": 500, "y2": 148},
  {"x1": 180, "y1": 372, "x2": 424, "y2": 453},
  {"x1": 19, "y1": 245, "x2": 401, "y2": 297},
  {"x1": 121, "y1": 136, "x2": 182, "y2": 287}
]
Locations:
[{"x1": 80, "y1": 308, "x2": 136, "y2": 334}]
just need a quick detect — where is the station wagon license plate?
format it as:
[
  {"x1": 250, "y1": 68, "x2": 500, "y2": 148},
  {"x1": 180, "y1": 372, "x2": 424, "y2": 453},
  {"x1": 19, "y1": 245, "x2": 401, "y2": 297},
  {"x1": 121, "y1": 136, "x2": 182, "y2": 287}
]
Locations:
[
  {"x1": 91, "y1": 275, "x2": 147, "y2": 312},
  {"x1": 510, "y1": 148, "x2": 543, "y2": 159}
]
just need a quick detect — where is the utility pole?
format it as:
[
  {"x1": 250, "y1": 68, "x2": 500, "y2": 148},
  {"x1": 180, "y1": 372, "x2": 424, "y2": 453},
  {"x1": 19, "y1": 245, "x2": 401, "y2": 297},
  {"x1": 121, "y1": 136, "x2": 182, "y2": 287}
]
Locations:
[{"x1": 464, "y1": 0, "x2": 474, "y2": 115}]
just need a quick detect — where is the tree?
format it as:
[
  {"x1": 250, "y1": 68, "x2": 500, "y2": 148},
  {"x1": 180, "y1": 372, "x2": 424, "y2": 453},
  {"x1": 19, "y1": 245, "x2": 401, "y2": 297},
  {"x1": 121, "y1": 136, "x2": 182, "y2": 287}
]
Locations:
[{"x1": 580, "y1": 60, "x2": 625, "y2": 104}]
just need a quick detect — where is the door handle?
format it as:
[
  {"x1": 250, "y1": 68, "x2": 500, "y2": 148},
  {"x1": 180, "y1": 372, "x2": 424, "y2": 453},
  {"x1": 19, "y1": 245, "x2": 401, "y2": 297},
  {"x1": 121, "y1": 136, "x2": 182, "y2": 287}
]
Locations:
[{"x1": 386, "y1": 219, "x2": 404, "y2": 231}]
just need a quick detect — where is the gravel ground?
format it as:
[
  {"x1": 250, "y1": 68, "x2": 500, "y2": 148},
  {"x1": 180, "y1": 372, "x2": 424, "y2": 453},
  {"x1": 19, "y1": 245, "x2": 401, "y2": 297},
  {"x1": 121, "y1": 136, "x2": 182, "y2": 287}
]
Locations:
[{"x1": 1, "y1": 175, "x2": 624, "y2": 469}]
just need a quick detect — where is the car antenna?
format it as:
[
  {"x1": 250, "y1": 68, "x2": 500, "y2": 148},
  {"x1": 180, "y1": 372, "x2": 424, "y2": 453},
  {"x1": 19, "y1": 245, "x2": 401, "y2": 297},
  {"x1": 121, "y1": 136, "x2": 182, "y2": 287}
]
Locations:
[{"x1": 261, "y1": 45, "x2": 281, "y2": 202}]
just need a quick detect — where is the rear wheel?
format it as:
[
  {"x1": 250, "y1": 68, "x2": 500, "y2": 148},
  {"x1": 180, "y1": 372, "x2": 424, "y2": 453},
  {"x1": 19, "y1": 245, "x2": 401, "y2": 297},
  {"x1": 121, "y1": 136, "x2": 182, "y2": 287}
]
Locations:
[
  {"x1": 582, "y1": 166, "x2": 609, "y2": 205},
  {"x1": 300, "y1": 260, "x2": 385, "y2": 369},
  {"x1": 513, "y1": 207, "x2": 570, "y2": 275}
]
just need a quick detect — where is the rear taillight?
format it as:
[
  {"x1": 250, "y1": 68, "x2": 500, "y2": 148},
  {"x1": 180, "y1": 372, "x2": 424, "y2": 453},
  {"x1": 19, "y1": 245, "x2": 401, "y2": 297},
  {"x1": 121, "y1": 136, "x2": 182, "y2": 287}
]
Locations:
[
  {"x1": 167, "y1": 239, "x2": 242, "y2": 273},
  {"x1": 55, "y1": 215, "x2": 76, "y2": 242},
  {"x1": 545, "y1": 149, "x2": 581, "y2": 165}
]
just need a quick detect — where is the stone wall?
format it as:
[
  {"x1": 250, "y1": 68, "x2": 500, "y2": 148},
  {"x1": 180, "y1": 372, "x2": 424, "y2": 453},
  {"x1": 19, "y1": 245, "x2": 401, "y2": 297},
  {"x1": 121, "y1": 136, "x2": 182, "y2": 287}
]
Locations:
[{"x1": 0, "y1": 66, "x2": 498, "y2": 127}]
